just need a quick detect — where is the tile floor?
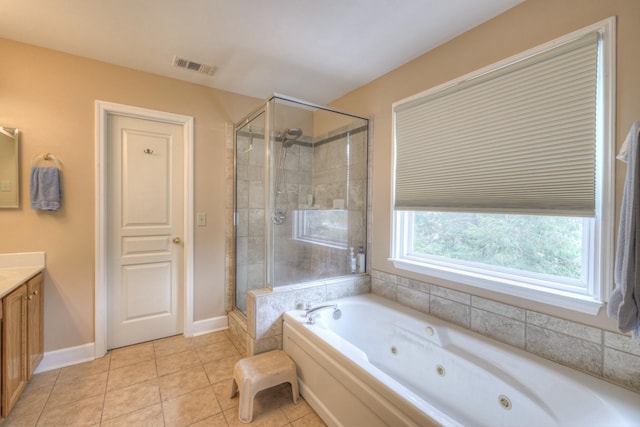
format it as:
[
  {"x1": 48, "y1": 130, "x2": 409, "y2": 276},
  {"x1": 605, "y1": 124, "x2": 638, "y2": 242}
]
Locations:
[{"x1": 2, "y1": 331, "x2": 327, "y2": 426}]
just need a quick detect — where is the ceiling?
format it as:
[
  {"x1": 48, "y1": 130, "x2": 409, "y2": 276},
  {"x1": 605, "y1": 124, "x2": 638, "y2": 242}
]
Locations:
[{"x1": 0, "y1": 0, "x2": 524, "y2": 105}]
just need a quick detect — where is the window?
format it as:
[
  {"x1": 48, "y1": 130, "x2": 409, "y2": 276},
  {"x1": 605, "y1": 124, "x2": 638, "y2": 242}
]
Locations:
[
  {"x1": 391, "y1": 18, "x2": 615, "y2": 314},
  {"x1": 293, "y1": 209, "x2": 348, "y2": 249}
]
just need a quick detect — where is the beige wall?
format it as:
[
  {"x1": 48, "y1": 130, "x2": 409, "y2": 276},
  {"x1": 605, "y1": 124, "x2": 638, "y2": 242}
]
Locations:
[
  {"x1": 0, "y1": 38, "x2": 260, "y2": 352},
  {"x1": 331, "y1": 0, "x2": 640, "y2": 330},
  {"x1": 2, "y1": 0, "x2": 638, "y2": 355}
]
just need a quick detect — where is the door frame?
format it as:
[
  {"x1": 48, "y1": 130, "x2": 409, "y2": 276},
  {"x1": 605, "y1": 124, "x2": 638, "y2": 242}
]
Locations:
[{"x1": 94, "y1": 100, "x2": 194, "y2": 357}]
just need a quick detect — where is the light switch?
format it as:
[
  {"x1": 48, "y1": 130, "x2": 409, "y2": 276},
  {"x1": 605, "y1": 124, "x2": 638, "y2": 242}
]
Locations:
[
  {"x1": 0, "y1": 181, "x2": 10, "y2": 192},
  {"x1": 196, "y1": 212, "x2": 207, "y2": 226}
]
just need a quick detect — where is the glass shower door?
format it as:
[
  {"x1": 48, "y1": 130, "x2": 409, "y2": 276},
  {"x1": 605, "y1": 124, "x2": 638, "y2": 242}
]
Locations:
[
  {"x1": 234, "y1": 95, "x2": 369, "y2": 315},
  {"x1": 235, "y1": 112, "x2": 266, "y2": 313},
  {"x1": 268, "y1": 97, "x2": 369, "y2": 287}
]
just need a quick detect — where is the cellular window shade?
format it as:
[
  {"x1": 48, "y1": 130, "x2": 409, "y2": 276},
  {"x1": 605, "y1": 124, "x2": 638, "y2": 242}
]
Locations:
[{"x1": 393, "y1": 32, "x2": 600, "y2": 217}]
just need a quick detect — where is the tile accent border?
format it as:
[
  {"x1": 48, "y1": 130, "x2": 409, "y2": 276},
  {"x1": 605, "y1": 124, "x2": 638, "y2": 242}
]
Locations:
[{"x1": 371, "y1": 269, "x2": 640, "y2": 394}]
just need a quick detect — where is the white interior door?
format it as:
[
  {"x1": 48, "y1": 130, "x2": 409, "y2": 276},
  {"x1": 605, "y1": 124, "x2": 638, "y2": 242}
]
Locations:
[{"x1": 107, "y1": 114, "x2": 184, "y2": 349}]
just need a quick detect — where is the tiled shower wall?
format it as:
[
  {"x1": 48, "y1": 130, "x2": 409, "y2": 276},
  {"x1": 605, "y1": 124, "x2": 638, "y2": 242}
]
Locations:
[
  {"x1": 272, "y1": 124, "x2": 369, "y2": 285},
  {"x1": 370, "y1": 269, "x2": 640, "y2": 393},
  {"x1": 234, "y1": 130, "x2": 265, "y2": 312},
  {"x1": 233, "y1": 124, "x2": 369, "y2": 297},
  {"x1": 224, "y1": 123, "x2": 234, "y2": 312},
  {"x1": 309, "y1": 125, "x2": 368, "y2": 277},
  {"x1": 272, "y1": 141, "x2": 314, "y2": 286}
]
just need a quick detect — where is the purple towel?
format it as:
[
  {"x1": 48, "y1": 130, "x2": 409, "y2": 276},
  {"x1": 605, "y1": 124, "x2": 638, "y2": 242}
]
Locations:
[{"x1": 30, "y1": 166, "x2": 62, "y2": 211}]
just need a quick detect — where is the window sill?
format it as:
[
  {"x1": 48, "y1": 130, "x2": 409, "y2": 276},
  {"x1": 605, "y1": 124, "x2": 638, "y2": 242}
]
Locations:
[{"x1": 390, "y1": 258, "x2": 603, "y2": 315}]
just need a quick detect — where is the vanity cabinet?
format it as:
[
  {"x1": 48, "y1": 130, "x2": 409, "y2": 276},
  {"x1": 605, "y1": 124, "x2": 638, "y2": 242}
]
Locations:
[
  {"x1": 26, "y1": 273, "x2": 43, "y2": 378},
  {"x1": 1, "y1": 272, "x2": 44, "y2": 417},
  {"x1": 2, "y1": 283, "x2": 27, "y2": 416}
]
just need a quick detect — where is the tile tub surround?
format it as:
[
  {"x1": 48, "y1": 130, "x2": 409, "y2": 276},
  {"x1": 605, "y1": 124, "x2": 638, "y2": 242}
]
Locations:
[
  {"x1": 235, "y1": 275, "x2": 371, "y2": 356},
  {"x1": 371, "y1": 269, "x2": 640, "y2": 394}
]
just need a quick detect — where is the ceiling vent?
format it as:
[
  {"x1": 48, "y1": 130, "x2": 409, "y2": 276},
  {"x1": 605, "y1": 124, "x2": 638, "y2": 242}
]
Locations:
[{"x1": 172, "y1": 56, "x2": 217, "y2": 76}]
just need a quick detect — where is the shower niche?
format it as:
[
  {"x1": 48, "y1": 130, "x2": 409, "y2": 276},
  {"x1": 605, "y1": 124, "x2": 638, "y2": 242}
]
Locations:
[{"x1": 234, "y1": 95, "x2": 368, "y2": 314}]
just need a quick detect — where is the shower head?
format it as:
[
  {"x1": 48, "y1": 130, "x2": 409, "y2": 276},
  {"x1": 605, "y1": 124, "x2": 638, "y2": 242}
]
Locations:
[
  {"x1": 282, "y1": 128, "x2": 303, "y2": 148},
  {"x1": 284, "y1": 128, "x2": 303, "y2": 139}
]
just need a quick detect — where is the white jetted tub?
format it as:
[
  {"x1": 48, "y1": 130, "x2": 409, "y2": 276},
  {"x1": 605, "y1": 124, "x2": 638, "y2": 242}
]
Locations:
[{"x1": 283, "y1": 294, "x2": 640, "y2": 427}]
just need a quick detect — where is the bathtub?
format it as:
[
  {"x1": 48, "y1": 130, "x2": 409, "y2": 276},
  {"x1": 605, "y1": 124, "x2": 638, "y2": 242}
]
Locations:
[{"x1": 282, "y1": 294, "x2": 640, "y2": 427}]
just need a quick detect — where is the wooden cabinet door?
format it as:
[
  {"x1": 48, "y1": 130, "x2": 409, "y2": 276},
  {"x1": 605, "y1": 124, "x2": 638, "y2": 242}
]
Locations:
[
  {"x1": 2, "y1": 284, "x2": 27, "y2": 417},
  {"x1": 27, "y1": 273, "x2": 44, "y2": 378}
]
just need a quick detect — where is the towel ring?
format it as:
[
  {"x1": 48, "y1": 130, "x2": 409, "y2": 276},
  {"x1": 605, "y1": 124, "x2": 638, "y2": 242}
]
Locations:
[{"x1": 31, "y1": 152, "x2": 62, "y2": 169}]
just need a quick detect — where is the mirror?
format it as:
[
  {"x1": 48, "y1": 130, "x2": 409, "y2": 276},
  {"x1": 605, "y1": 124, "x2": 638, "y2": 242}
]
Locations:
[{"x1": 0, "y1": 127, "x2": 19, "y2": 208}]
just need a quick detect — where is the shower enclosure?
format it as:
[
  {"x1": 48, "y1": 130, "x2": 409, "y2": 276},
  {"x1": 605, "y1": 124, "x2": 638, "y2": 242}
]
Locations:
[{"x1": 234, "y1": 95, "x2": 369, "y2": 314}]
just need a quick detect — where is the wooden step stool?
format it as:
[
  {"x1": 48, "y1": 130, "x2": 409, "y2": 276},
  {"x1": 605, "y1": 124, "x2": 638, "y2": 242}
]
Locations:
[{"x1": 230, "y1": 349, "x2": 299, "y2": 423}]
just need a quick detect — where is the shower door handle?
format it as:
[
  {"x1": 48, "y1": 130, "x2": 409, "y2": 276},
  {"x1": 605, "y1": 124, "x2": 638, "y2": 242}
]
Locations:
[{"x1": 173, "y1": 237, "x2": 181, "y2": 244}]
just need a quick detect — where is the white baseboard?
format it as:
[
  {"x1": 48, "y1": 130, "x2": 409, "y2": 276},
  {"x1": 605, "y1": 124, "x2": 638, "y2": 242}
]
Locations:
[
  {"x1": 34, "y1": 315, "x2": 228, "y2": 374},
  {"x1": 35, "y1": 342, "x2": 95, "y2": 374},
  {"x1": 192, "y1": 315, "x2": 228, "y2": 336}
]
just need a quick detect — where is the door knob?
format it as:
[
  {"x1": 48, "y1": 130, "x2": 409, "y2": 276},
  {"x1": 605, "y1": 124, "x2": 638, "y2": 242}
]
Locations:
[{"x1": 173, "y1": 237, "x2": 181, "y2": 244}]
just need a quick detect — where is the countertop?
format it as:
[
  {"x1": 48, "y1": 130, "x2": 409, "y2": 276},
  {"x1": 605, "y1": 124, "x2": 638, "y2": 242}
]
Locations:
[
  {"x1": 0, "y1": 267, "x2": 44, "y2": 298},
  {"x1": 0, "y1": 252, "x2": 46, "y2": 299}
]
